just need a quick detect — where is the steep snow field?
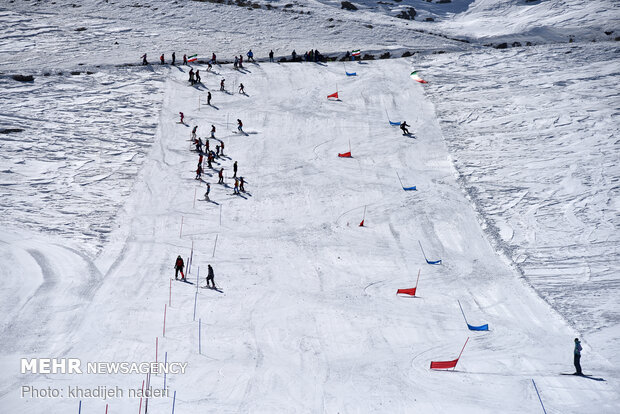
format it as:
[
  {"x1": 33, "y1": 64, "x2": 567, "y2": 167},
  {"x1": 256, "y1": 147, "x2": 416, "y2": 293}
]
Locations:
[
  {"x1": 418, "y1": 41, "x2": 620, "y2": 364},
  {"x1": 2, "y1": 59, "x2": 618, "y2": 413},
  {"x1": 1, "y1": 0, "x2": 619, "y2": 412}
]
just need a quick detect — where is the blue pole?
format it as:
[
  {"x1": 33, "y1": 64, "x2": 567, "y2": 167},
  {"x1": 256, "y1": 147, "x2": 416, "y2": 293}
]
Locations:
[
  {"x1": 172, "y1": 390, "x2": 176, "y2": 414},
  {"x1": 193, "y1": 291, "x2": 197, "y2": 321},
  {"x1": 78, "y1": 400, "x2": 81, "y2": 414},
  {"x1": 196, "y1": 266, "x2": 199, "y2": 290},
  {"x1": 532, "y1": 379, "x2": 548, "y2": 414},
  {"x1": 199, "y1": 318, "x2": 202, "y2": 354},
  {"x1": 164, "y1": 351, "x2": 168, "y2": 390}
]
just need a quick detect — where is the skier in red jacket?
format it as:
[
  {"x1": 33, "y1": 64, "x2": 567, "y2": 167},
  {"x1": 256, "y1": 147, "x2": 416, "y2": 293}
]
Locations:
[{"x1": 174, "y1": 255, "x2": 185, "y2": 280}]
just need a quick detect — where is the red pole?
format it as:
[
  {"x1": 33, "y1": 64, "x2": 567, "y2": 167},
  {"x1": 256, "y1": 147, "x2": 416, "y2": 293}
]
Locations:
[
  {"x1": 138, "y1": 379, "x2": 144, "y2": 414},
  {"x1": 163, "y1": 304, "x2": 167, "y2": 337},
  {"x1": 105, "y1": 403, "x2": 108, "y2": 414},
  {"x1": 169, "y1": 278, "x2": 172, "y2": 307},
  {"x1": 415, "y1": 269, "x2": 421, "y2": 290},
  {"x1": 453, "y1": 337, "x2": 470, "y2": 371}
]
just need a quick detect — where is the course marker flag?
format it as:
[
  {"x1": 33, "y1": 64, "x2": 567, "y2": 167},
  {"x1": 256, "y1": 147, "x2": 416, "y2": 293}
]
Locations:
[
  {"x1": 430, "y1": 337, "x2": 469, "y2": 370},
  {"x1": 338, "y1": 151, "x2": 352, "y2": 158},
  {"x1": 419, "y1": 240, "x2": 441, "y2": 265},
  {"x1": 458, "y1": 300, "x2": 489, "y2": 331},
  {"x1": 410, "y1": 70, "x2": 428, "y2": 84},
  {"x1": 188, "y1": 54, "x2": 198, "y2": 62},
  {"x1": 396, "y1": 171, "x2": 416, "y2": 191},
  {"x1": 397, "y1": 269, "x2": 421, "y2": 296},
  {"x1": 327, "y1": 91, "x2": 339, "y2": 99},
  {"x1": 346, "y1": 72, "x2": 357, "y2": 76}
]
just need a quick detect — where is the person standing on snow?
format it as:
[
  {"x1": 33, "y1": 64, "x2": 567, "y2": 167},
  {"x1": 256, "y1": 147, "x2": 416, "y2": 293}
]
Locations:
[
  {"x1": 218, "y1": 168, "x2": 224, "y2": 184},
  {"x1": 237, "y1": 119, "x2": 243, "y2": 133},
  {"x1": 574, "y1": 338, "x2": 583, "y2": 375},
  {"x1": 219, "y1": 139, "x2": 225, "y2": 155},
  {"x1": 174, "y1": 255, "x2": 185, "y2": 280},
  {"x1": 160, "y1": 54, "x2": 165, "y2": 65},
  {"x1": 195, "y1": 70, "x2": 201, "y2": 84},
  {"x1": 141, "y1": 53, "x2": 148, "y2": 65},
  {"x1": 220, "y1": 79, "x2": 225, "y2": 91},
  {"x1": 196, "y1": 163, "x2": 203, "y2": 180},
  {"x1": 247, "y1": 49, "x2": 254, "y2": 62},
  {"x1": 207, "y1": 91, "x2": 212, "y2": 106},
  {"x1": 234, "y1": 56, "x2": 239, "y2": 70},
  {"x1": 192, "y1": 125, "x2": 198, "y2": 140},
  {"x1": 233, "y1": 161, "x2": 238, "y2": 178},
  {"x1": 215, "y1": 144, "x2": 220, "y2": 158},
  {"x1": 239, "y1": 55, "x2": 244, "y2": 68},
  {"x1": 179, "y1": 112, "x2": 184, "y2": 124},
  {"x1": 206, "y1": 264, "x2": 215, "y2": 288},
  {"x1": 211, "y1": 53, "x2": 217, "y2": 64},
  {"x1": 204, "y1": 182, "x2": 211, "y2": 201},
  {"x1": 233, "y1": 178, "x2": 240, "y2": 194},
  {"x1": 210, "y1": 125, "x2": 216, "y2": 139},
  {"x1": 183, "y1": 54, "x2": 188, "y2": 65},
  {"x1": 269, "y1": 50, "x2": 274, "y2": 62},
  {"x1": 400, "y1": 121, "x2": 410, "y2": 135},
  {"x1": 172, "y1": 52, "x2": 176, "y2": 65},
  {"x1": 239, "y1": 176, "x2": 245, "y2": 192},
  {"x1": 189, "y1": 68, "x2": 195, "y2": 85},
  {"x1": 239, "y1": 83, "x2": 245, "y2": 94}
]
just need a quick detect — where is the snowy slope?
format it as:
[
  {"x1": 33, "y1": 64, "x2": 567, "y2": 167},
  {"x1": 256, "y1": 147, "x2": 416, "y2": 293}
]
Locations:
[{"x1": 2, "y1": 59, "x2": 619, "y2": 413}]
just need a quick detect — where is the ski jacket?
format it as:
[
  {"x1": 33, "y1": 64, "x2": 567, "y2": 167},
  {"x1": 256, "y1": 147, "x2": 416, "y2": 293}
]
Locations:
[
  {"x1": 574, "y1": 341, "x2": 582, "y2": 355},
  {"x1": 175, "y1": 257, "x2": 184, "y2": 269}
]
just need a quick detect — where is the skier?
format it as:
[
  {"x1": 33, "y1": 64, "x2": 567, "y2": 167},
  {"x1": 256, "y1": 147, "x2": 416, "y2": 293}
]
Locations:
[
  {"x1": 233, "y1": 178, "x2": 240, "y2": 194},
  {"x1": 220, "y1": 79, "x2": 225, "y2": 91},
  {"x1": 211, "y1": 53, "x2": 217, "y2": 64},
  {"x1": 207, "y1": 91, "x2": 212, "y2": 106},
  {"x1": 206, "y1": 138, "x2": 210, "y2": 152},
  {"x1": 314, "y1": 49, "x2": 320, "y2": 62},
  {"x1": 239, "y1": 55, "x2": 243, "y2": 68},
  {"x1": 233, "y1": 161, "x2": 238, "y2": 178},
  {"x1": 183, "y1": 54, "x2": 187, "y2": 65},
  {"x1": 269, "y1": 50, "x2": 274, "y2": 62},
  {"x1": 207, "y1": 151, "x2": 213, "y2": 169},
  {"x1": 195, "y1": 70, "x2": 201, "y2": 84},
  {"x1": 206, "y1": 264, "x2": 215, "y2": 288},
  {"x1": 400, "y1": 121, "x2": 410, "y2": 135},
  {"x1": 174, "y1": 255, "x2": 185, "y2": 280},
  {"x1": 291, "y1": 50, "x2": 297, "y2": 60},
  {"x1": 237, "y1": 119, "x2": 243, "y2": 133},
  {"x1": 210, "y1": 125, "x2": 215, "y2": 139},
  {"x1": 204, "y1": 182, "x2": 211, "y2": 201},
  {"x1": 195, "y1": 163, "x2": 203, "y2": 180},
  {"x1": 160, "y1": 54, "x2": 165, "y2": 65},
  {"x1": 239, "y1": 83, "x2": 245, "y2": 94},
  {"x1": 198, "y1": 153, "x2": 203, "y2": 167},
  {"x1": 172, "y1": 52, "x2": 176, "y2": 65},
  {"x1": 214, "y1": 144, "x2": 219, "y2": 157},
  {"x1": 218, "y1": 168, "x2": 224, "y2": 184},
  {"x1": 196, "y1": 137, "x2": 203, "y2": 153},
  {"x1": 344, "y1": 51, "x2": 350, "y2": 60},
  {"x1": 189, "y1": 68, "x2": 195, "y2": 85},
  {"x1": 192, "y1": 125, "x2": 198, "y2": 140},
  {"x1": 234, "y1": 56, "x2": 239, "y2": 70},
  {"x1": 141, "y1": 53, "x2": 148, "y2": 65},
  {"x1": 207, "y1": 62, "x2": 212, "y2": 72},
  {"x1": 239, "y1": 176, "x2": 245, "y2": 192},
  {"x1": 247, "y1": 49, "x2": 254, "y2": 62},
  {"x1": 179, "y1": 112, "x2": 184, "y2": 124},
  {"x1": 220, "y1": 140, "x2": 225, "y2": 155},
  {"x1": 574, "y1": 338, "x2": 583, "y2": 375}
]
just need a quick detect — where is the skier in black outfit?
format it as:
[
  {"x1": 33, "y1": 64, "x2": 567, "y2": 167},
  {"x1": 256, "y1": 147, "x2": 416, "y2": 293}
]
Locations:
[
  {"x1": 400, "y1": 121, "x2": 410, "y2": 135},
  {"x1": 174, "y1": 255, "x2": 185, "y2": 280},
  {"x1": 574, "y1": 338, "x2": 583, "y2": 375},
  {"x1": 269, "y1": 50, "x2": 274, "y2": 62},
  {"x1": 207, "y1": 91, "x2": 212, "y2": 106},
  {"x1": 172, "y1": 52, "x2": 176, "y2": 65},
  {"x1": 189, "y1": 68, "x2": 195, "y2": 85},
  {"x1": 206, "y1": 264, "x2": 215, "y2": 288},
  {"x1": 233, "y1": 161, "x2": 238, "y2": 178},
  {"x1": 141, "y1": 53, "x2": 148, "y2": 65}
]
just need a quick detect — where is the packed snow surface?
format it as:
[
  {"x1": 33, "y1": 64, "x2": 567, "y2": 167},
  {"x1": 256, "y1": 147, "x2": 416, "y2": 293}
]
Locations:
[{"x1": 0, "y1": 0, "x2": 619, "y2": 413}]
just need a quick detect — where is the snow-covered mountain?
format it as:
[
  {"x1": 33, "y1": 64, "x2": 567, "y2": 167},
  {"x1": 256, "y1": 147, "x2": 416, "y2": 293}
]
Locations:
[{"x1": 1, "y1": 0, "x2": 618, "y2": 412}]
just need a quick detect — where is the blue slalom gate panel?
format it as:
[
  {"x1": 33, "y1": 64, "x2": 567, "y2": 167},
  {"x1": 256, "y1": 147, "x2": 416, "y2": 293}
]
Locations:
[
  {"x1": 467, "y1": 323, "x2": 489, "y2": 331},
  {"x1": 346, "y1": 72, "x2": 357, "y2": 76},
  {"x1": 389, "y1": 120, "x2": 401, "y2": 126},
  {"x1": 426, "y1": 258, "x2": 442, "y2": 265},
  {"x1": 403, "y1": 186, "x2": 417, "y2": 191}
]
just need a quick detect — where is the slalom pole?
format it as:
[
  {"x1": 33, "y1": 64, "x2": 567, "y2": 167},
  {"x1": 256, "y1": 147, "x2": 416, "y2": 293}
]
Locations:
[
  {"x1": 453, "y1": 337, "x2": 470, "y2": 371},
  {"x1": 189, "y1": 240, "x2": 194, "y2": 274},
  {"x1": 172, "y1": 390, "x2": 176, "y2": 414},
  {"x1": 193, "y1": 291, "x2": 198, "y2": 321},
  {"x1": 396, "y1": 171, "x2": 405, "y2": 188},
  {"x1": 163, "y1": 304, "x2": 167, "y2": 337},
  {"x1": 196, "y1": 267, "x2": 199, "y2": 291},
  {"x1": 531, "y1": 379, "x2": 548, "y2": 414},
  {"x1": 362, "y1": 206, "x2": 366, "y2": 221},
  {"x1": 138, "y1": 379, "x2": 144, "y2": 414},
  {"x1": 169, "y1": 278, "x2": 172, "y2": 307},
  {"x1": 78, "y1": 400, "x2": 82, "y2": 414},
  {"x1": 415, "y1": 269, "x2": 421, "y2": 290},
  {"x1": 348, "y1": 138, "x2": 351, "y2": 153},
  {"x1": 212, "y1": 234, "x2": 218, "y2": 258},
  {"x1": 199, "y1": 318, "x2": 202, "y2": 355},
  {"x1": 106, "y1": 403, "x2": 108, "y2": 414},
  {"x1": 163, "y1": 352, "x2": 168, "y2": 390},
  {"x1": 385, "y1": 108, "x2": 391, "y2": 123},
  {"x1": 418, "y1": 240, "x2": 428, "y2": 261},
  {"x1": 457, "y1": 300, "x2": 469, "y2": 326}
]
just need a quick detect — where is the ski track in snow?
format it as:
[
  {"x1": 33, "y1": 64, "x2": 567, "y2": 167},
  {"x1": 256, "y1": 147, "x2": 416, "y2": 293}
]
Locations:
[{"x1": 418, "y1": 42, "x2": 620, "y2": 363}]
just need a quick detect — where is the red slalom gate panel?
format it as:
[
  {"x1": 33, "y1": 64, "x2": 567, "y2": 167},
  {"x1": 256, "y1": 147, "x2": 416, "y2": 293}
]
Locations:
[
  {"x1": 397, "y1": 288, "x2": 417, "y2": 296},
  {"x1": 359, "y1": 219, "x2": 365, "y2": 227},
  {"x1": 327, "y1": 91, "x2": 339, "y2": 99},
  {"x1": 430, "y1": 358, "x2": 459, "y2": 370},
  {"x1": 338, "y1": 152, "x2": 352, "y2": 158}
]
